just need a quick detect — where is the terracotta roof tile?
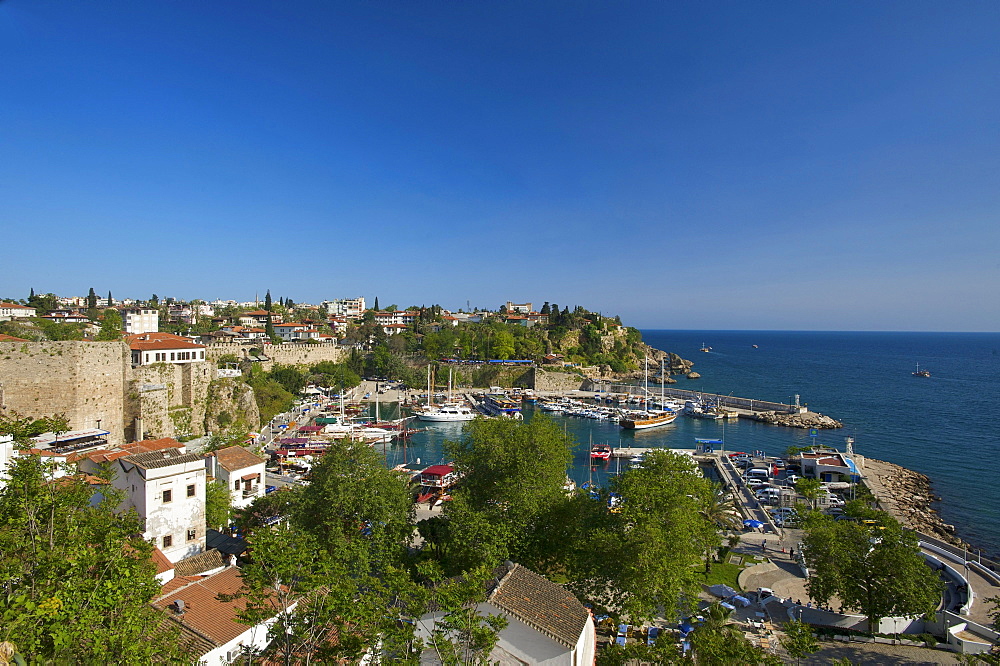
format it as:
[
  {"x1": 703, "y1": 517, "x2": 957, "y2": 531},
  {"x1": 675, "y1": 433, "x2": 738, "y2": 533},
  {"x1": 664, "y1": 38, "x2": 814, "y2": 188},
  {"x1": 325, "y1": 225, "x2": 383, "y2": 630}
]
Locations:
[
  {"x1": 151, "y1": 547, "x2": 174, "y2": 575},
  {"x1": 173, "y1": 549, "x2": 225, "y2": 577},
  {"x1": 0, "y1": 334, "x2": 30, "y2": 342},
  {"x1": 153, "y1": 567, "x2": 261, "y2": 647},
  {"x1": 210, "y1": 446, "x2": 266, "y2": 472},
  {"x1": 488, "y1": 563, "x2": 588, "y2": 648}
]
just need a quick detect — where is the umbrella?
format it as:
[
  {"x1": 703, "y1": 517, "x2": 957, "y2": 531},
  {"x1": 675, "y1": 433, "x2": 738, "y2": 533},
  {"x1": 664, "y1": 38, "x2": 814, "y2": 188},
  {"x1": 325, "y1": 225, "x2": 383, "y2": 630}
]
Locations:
[
  {"x1": 647, "y1": 626, "x2": 660, "y2": 645},
  {"x1": 744, "y1": 519, "x2": 765, "y2": 529},
  {"x1": 731, "y1": 595, "x2": 750, "y2": 607},
  {"x1": 709, "y1": 584, "x2": 737, "y2": 598},
  {"x1": 679, "y1": 621, "x2": 695, "y2": 635},
  {"x1": 720, "y1": 601, "x2": 736, "y2": 611}
]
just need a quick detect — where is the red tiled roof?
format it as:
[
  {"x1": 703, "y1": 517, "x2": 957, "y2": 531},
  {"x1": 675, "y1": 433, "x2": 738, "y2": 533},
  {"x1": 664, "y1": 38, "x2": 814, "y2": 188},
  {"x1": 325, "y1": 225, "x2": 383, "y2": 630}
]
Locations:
[
  {"x1": 151, "y1": 547, "x2": 174, "y2": 575},
  {"x1": 153, "y1": 567, "x2": 258, "y2": 647},
  {"x1": 0, "y1": 302, "x2": 33, "y2": 309},
  {"x1": 127, "y1": 332, "x2": 204, "y2": 351},
  {"x1": 209, "y1": 446, "x2": 266, "y2": 473},
  {"x1": 0, "y1": 334, "x2": 29, "y2": 342}
]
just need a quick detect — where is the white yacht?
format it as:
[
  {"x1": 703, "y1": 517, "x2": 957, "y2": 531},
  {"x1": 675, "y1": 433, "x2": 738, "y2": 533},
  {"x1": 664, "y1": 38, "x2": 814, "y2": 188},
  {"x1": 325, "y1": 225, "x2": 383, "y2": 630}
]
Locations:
[{"x1": 416, "y1": 403, "x2": 477, "y2": 422}]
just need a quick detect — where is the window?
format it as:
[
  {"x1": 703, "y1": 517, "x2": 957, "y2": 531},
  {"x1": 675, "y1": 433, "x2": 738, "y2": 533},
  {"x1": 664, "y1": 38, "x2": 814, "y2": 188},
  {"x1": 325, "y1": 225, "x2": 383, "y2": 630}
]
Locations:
[
  {"x1": 170, "y1": 352, "x2": 175, "y2": 361},
  {"x1": 163, "y1": 535, "x2": 172, "y2": 548},
  {"x1": 162, "y1": 489, "x2": 172, "y2": 503},
  {"x1": 186, "y1": 529, "x2": 197, "y2": 542},
  {"x1": 234, "y1": 480, "x2": 240, "y2": 490},
  {"x1": 187, "y1": 484, "x2": 196, "y2": 497},
  {"x1": 200, "y1": 351, "x2": 204, "y2": 359}
]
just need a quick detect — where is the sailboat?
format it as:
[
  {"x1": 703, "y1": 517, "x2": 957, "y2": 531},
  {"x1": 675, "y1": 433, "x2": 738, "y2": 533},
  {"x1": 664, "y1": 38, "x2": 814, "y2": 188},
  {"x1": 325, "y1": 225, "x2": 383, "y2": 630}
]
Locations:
[
  {"x1": 618, "y1": 357, "x2": 678, "y2": 430},
  {"x1": 416, "y1": 366, "x2": 476, "y2": 421}
]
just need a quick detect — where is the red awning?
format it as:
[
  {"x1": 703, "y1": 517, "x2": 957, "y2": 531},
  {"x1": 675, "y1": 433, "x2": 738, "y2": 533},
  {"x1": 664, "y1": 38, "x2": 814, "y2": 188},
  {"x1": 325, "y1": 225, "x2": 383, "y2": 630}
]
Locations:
[{"x1": 241, "y1": 473, "x2": 259, "y2": 481}]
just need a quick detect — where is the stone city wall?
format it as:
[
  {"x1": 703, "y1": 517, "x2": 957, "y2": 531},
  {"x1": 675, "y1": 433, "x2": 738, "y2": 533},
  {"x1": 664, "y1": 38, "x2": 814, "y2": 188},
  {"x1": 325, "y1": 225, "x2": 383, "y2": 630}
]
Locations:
[
  {"x1": 0, "y1": 341, "x2": 232, "y2": 446},
  {"x1": 204, "y1": 342, "x2": 345, "y2": 370},
  {"x1": 0, "y1": 341, "x2": 129, "y2": 447}
]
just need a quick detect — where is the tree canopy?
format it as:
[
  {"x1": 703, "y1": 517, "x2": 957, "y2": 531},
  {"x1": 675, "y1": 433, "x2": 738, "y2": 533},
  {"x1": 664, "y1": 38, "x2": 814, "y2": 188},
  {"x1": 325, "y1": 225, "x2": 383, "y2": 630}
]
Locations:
[
  {"x1": 0, "y1": 456, "x2": 191, "y2": 662},
  {"x1": 801, "y1": 508, "x2": 943, "y2": 631}
]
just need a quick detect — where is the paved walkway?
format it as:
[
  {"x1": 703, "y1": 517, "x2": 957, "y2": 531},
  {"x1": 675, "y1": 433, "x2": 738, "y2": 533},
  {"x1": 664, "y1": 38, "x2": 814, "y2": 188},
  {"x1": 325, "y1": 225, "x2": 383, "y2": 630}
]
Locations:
[{"x1": 803, "y1": 639, "x2": 962, "y2": 665}]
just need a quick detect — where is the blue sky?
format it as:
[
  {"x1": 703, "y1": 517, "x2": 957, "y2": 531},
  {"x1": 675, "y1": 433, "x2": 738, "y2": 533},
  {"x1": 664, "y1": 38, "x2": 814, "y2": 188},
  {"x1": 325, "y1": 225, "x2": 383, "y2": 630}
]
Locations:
[{"x1": 2, "y1": 1, "x2": 997, "y2": 331}]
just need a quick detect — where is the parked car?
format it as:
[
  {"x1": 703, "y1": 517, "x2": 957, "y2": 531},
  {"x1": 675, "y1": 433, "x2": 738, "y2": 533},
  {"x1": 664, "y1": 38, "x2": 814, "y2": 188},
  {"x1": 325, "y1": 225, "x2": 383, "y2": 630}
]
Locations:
[{"x1": 746, "y1": 478, "x2": 767, "y2": 489}]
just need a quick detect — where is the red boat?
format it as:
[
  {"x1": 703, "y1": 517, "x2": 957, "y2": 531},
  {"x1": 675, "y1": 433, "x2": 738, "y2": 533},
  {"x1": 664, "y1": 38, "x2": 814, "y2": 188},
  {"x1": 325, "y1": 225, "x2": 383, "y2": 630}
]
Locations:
[{"x1": 590, "y1": 445, "x2": 612, "y2": 461}]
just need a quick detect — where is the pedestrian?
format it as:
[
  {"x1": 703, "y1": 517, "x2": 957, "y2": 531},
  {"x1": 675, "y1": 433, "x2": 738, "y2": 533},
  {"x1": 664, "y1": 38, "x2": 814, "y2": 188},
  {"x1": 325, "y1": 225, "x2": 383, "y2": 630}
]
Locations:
[
  {"x1": 762, "y1": 539, "x2": 767, "y2": 552},
  {"x1": 790, "y1": 547, "x2": 795, "y2": 558}
]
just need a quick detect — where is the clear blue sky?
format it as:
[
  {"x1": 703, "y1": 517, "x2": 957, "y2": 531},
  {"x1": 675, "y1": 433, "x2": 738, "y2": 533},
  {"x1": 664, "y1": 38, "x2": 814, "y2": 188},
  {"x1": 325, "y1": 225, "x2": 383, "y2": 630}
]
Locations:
[{"x1": 2, "y1": 1, "x2": 997, "y2": 331}]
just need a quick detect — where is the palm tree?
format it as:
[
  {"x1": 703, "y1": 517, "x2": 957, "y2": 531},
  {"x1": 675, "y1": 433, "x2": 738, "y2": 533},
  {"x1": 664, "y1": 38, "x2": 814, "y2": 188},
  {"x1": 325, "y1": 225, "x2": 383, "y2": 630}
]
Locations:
[{"x1": 698, "y1": 485, "x2": 742, "y2": 572}]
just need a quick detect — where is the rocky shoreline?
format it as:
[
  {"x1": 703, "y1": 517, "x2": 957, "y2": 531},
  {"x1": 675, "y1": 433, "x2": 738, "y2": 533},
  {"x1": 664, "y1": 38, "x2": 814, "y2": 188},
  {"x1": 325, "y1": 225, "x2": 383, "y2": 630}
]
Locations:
[{"x1": 861, "y1": 458, "x2": 968, "y2": 549}]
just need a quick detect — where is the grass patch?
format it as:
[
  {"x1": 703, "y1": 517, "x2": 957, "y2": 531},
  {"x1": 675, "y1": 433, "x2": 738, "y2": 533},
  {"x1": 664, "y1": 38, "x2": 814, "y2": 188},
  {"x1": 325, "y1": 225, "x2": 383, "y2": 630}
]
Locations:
[{"x1": 693, "y1": 561, "x2": 742, "y2": 590}]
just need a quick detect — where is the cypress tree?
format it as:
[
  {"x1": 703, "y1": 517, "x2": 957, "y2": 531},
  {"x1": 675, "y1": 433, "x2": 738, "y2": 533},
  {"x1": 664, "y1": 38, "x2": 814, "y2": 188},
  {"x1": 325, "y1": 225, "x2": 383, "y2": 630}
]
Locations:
[
  {"x1": 107, "y1": 290, "x2": 113, "y2": 306},
  {"x1": 29, "y1": 287, "x2": 35, "y2": 300},
  {"x1": 264, "y1": 290, "x2": 272, "y2": 311},
  {"x1": 374, "y1": 296, "x2": 380, "y2": 311},
  {"x1": 87, "y1": 288, "x2": 97, "y2": 310}
]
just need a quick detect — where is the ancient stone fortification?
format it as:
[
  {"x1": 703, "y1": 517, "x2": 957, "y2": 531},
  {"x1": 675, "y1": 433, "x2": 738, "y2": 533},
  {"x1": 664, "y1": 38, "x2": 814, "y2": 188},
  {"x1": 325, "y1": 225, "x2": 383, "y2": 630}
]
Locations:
[
  {"x1": 529, "y1": 368, "x2": 587, "y2": 391},
  {"x1": 204, "y1": 342, "x2": 345, "y2": 370},
  {"x1": 0, "y1": 341, "x2": 260, "y2": 446},
  {"x1": 0, "y1": 340, "x2": 129, "y2": 446}
]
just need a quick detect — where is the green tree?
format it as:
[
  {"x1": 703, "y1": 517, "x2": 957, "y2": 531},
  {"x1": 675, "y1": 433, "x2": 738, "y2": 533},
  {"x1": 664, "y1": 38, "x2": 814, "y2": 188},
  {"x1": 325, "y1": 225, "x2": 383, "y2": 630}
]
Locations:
[
  {"x1": 96, "y1": 308, "x2": 123, "y2": 340},
  {"x1": 802, "y1": 510, "x2": 943, "y2": 632},
  {"x1": 205, "y1": 479, "x2": 232, "y2": 531},
  {"x1": 780, "y1": 619, "x2": 820, "y2": 664},
  {"x1": 697, "y1": 485, "x2": 741, "y2": 572},
  {"x1": 233, "y1": 442, "x2": 423, "y2": 664},
  {"x1": 421, "y1": 564, "x2": 509, "y2": 665},
  {"x1": 577, "y1": 450, "x2": 717, "y2": 622},
  {"x1": 150, "y1": 293, "x2": 159, "y2": 306},
  {"x1": 87, "y1": 287, "x2": 97, "y2": 310},
  {"x1": 0, "y1": 412, "x2": 69, "y2": 446},
  {"x1": 269, "y1": 364, "x2": 307, "y2": 395},
  {"x1": 264, "y1": 289, "x2": 272, "y2": 311},
  {"x1": 444, "y1": 416, "x2": 574, "y2": 573},
  {"x1": 107, "y1": 290, "x2": 113, "y2": 306},
  {"x1": 0, "y1": 456, "x2": 191, "y2": 662},
  {"x1": 795, "y1": 477, "x2": 824, "y2": 510}
]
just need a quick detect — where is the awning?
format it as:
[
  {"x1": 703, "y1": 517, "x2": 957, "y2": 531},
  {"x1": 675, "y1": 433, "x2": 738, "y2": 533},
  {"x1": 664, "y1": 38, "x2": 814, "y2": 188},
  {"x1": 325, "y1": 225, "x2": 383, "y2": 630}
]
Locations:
[{"x1": 241, "y1": 473, "x2": 259, "y2": 481}]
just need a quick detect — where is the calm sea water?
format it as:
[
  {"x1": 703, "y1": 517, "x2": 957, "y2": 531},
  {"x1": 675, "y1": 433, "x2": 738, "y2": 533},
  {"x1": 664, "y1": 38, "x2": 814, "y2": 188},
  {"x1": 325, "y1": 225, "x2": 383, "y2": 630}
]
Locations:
[{"x1": 375, "y1": 330, "x2": 1000, "y2": 558}]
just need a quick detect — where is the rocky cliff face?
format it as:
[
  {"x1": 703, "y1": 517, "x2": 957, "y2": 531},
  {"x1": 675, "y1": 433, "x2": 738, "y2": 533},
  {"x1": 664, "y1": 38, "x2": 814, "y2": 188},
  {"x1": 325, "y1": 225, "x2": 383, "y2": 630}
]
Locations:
[{"x1": 204, "y1": 376, "x2": 261, "y2": 432}]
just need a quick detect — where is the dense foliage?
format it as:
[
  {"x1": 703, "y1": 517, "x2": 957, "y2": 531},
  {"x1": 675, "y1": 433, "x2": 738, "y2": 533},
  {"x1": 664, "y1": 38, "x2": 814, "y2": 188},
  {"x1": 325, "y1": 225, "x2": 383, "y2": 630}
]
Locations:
[
  {"x1": 801, "y1": 504, "x2": 943, "y2": 631},
  {"x1": 0, "y1": 456, "x2": 191, "y2": 663}
]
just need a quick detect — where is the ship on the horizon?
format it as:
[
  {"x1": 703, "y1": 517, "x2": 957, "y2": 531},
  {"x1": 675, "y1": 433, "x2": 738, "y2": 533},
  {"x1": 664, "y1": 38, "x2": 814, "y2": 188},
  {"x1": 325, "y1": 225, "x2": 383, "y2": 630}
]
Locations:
[{"x1": 912, "y1": 363, "x2": 931, "y2": 378}]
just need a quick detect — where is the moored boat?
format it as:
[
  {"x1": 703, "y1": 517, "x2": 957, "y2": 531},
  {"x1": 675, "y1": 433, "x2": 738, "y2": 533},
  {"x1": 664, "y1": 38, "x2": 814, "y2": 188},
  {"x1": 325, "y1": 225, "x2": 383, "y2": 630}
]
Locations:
[{"x1": 618, "y1": 409, "x2": 679, "y2": 430}]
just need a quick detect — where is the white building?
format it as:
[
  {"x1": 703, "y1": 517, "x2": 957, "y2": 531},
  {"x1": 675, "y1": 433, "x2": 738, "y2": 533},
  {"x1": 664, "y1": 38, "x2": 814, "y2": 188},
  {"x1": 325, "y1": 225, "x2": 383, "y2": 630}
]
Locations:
[
  {"x1": 204, "y1": 445, "x2": 267, "y2": 509},
  {"x1": 0, "y1": 302, "x2": 37, "y2": 320},
  {"x1": 273, "y1": 323, "x2": 320, "y2": 342},
  {"x1": 0, "y1": 435, "x2": 15, "y2": 486},
  {"x1": 105, "y1": 447, "x2": 207, "y2": 563},
  {"x1": 321, "y1": 297, "x2": 366, "y2": 318},
  {"x1": 121, "y1": 307, "x2": 159, "y2": 334},
  {"x1": 127, "y1": 332, "x2": 206, "y2": 366},
  {"x1": 505, "y1": 301, "x2": 533, "y2": 314}
]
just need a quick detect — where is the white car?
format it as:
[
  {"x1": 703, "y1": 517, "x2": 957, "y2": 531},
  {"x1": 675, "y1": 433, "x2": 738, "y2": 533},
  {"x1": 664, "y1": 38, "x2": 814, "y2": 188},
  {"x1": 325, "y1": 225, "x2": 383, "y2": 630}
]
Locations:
[{"x1": 746, "y1": 478, "x2": 767, "y2": 489}]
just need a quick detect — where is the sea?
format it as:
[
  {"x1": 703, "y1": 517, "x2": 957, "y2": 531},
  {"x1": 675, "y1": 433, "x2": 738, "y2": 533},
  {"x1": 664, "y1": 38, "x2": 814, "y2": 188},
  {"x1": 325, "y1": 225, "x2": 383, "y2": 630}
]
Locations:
[{"x1": 371, "y1": 331, "x2": 1000, "y2": 559}]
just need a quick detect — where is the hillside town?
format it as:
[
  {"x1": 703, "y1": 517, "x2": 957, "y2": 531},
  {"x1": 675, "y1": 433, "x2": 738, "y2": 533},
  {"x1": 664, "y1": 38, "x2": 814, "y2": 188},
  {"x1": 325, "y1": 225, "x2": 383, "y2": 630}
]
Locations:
[{"x1": 1, "y1": 289, "x2": 999, "y2": 665}]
